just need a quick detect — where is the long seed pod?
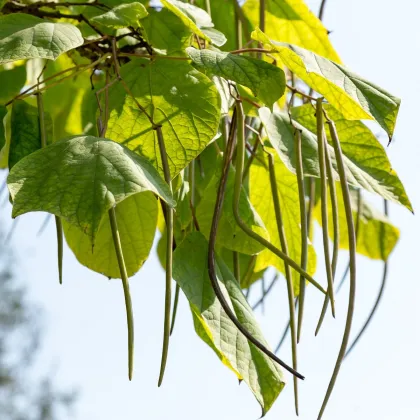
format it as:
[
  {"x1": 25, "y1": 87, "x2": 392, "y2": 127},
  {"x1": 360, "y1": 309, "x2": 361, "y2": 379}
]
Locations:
[
  {"x1": 294, "y1": 129, "x2": 308, "y2": 343},
  {"x1": 307, "y1": 178, "x2": 316, "y2": 238},
  {"x1": 316, "y1": 98, "x2": 336, "y2": 317},
  {"x1": 345, "y1": 199, "x2": 389, "y2": 359},
  {"x1": 318, "y1": 117, "x2": 357, "y2": 420},
  {"x1": 268, "y1": 153, "x2": 299, "y2": 415},
  {"x1": 109, "y1": 207, "x2": 135, "y2": 380},
  {"x1": 156, "y1": 125, "x2": 174, "y2": 387},
  {"x1": 207, "y1": 100, "x2": 304, "y2": 380},
  {"x1": 169, "y1": 284, "x2": 180, "y2": 336},
  {"x1": 37, "y1": 92, "x2": 64, "y2": 284},
  {"x1": 230, "y1": 127, "x2": 326, "y2": 295},
  {"x1": 275, "y1": 299, "x2": 298, "y2": 353},
  {"x1": 315, "y1": 133, "x2": 340, "y2": 335},
  {"x1": 336, "y1": 189, "x2": 362, "y2": 293}
]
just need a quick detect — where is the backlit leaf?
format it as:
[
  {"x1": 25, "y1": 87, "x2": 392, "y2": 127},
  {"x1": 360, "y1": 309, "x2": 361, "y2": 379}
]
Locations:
[
  {"x1": 259, "y1": 108, "x2": 411, "y2": 210},
  {"x1": 292, "y1": 104, "x2": 412, "y2": 212},
  {"x1": 172, "y1": 232, "x2": 285, "y2": 415},
  {"x1": 250, "y1": 150, "x2": 316, "y2": 294},
  {"x1": 107, "y1": 58, "x2": 221, "y2": 178},
  {"x1": 252, "y1": 28, "x2": 400, "y2": 137},
  {"x1": 64, "y1": 192, "x2": 157, "y2": 278},
  {"x1": 243, "y1": 0, "x2": 340, "y2": 61}
]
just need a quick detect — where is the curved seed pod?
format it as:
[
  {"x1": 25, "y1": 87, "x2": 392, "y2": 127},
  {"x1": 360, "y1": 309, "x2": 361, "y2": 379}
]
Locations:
[
  {"x1": 294, "y1": 129, "x2": 308, "y2": 343},
  {"x1": 37, "y1": 92, "x2": 64, "y2": 285},
  {"x1": 317, "y1": 117, "x2": 357, "y2": 420},
  {"x1": 316, "y1": 98, "x2": 335, "y2": 318},
  {"x1": 268, "y1": 153, "x2": 299, "y2": 415},
  {"x1": 156, "y1": 125, "x2": 174, "y2": 387},
  {"x1": 336, "y1": 189, "x2": 362, "y2": 293},
  {"x1": 207, "y1": 100, "x2": 304, "y2": 380},
  {"x1": 315, "y1": 132, "x2": 340, "y2": 335},
  {"x1": 109, "y1": 206, "x2": 135, "y2": 380},
  {"x1": 344, "y1": 199, "x2": 389, "y2": 359},
  {"x1": 232, "y1": 103, "x2": 326, "y2": 295}
]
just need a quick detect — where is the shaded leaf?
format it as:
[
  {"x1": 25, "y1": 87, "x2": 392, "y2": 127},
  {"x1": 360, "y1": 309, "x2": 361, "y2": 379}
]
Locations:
[
  {"x1": 259, "y1": 107, "x2": 411, "y2": 210},
  {"x1": 9, "y1": 101, "x2": 53, "y2": 169},
  {"x1": 249, "y1": 150, "x2": 316, "y2": 294},
  {"x1": 0, "y1": 14, "x2": 83, "y2": 64},
  {"x1": 107, "y1": 58, "x2": 220, "y2": 178},
  {"x1": 0, "y1": 105, "x2": 7, "y2": 151},
  {"x1": 186, "y1": 47, "x2": 285, "y2": 108},
  {"x1": 0, "y1": 64, "x2": 26, "y2": 105},
  {"x1": 7, "y1": 136, "x2": 175, "y2": 242},
  {"x1": 64, "y1": 192, "x2": 157, "y2": 278},
  {"x1": 243, "y1": 0, "x2": 340, "y2": 61},
  {"x1": 91, "y1": 2, "x2": 148, "y2": 29},
  {"x1": 253, "y1": 28, "x2": 400, "y2": 137},
  {"x1": 172, "y1": 232, "x2": 285, "y2": 415}
]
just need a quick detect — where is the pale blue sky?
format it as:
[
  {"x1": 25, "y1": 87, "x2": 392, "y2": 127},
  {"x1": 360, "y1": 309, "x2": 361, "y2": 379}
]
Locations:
[{"x1": 2, "y1": 0, "x2": 420, "y2": 419}]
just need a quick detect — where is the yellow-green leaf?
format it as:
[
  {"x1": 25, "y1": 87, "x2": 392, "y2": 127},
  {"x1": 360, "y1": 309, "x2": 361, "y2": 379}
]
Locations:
[
  {"x1": 314, "y1": 187, "x2": 399, "y2": 261},
  {"x1": 172, "y1": 232, "x2": 285, "y2": 415},
  {"x1": 252, "y1": 28, "x2": 400, "y2": 137},
  {"x1": 243, "y1": 0, "x2": 340, "y2": 62},
  {"x1": 292, "y1": 104, "x2": 412, "y2": 212},
  {"x1": 64, "y1": 192, "x2": 157, "y2": 278},
  {"x1": 250, "y1": 150, "x2": 316, "y2": 294}
]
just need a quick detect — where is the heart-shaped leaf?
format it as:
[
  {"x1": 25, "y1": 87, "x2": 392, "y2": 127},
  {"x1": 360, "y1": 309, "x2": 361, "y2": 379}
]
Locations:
[
  {"x1": 91, "y1": 2, "x2": 148, "y2": 29},
  {"x1": 0, "y1": 13, "x2": 83, "y2": 64},
  {"x1": 7, "y1": 136, "x2": 175, "y2": 242}
]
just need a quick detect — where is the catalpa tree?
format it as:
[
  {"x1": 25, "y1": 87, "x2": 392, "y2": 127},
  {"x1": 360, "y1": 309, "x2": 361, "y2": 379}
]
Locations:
[{"x1": 0, "y1": 0, "x2": 411, "y2": 418}]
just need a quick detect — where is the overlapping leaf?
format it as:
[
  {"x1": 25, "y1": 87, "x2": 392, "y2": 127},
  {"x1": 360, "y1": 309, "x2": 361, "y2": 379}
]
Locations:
[
  {"x1": 64, "y1": 192, "x2": 157, "y2": 278},
  {"x1": 250, "y1": 150, "x2": 316, "y2": 294},
  {"x1": 172, "y1": 232, "x2": 285, "y2": 415},
  {"x1": 106, "y1": 58, "x2": 221, "y2": 178},
  {"x1": 259, "y1": 107, "x2": 412, "y2": 210},
  {"x1": 243, "y1": 0, "x2": 340, "y2": 61},
  {"x1": 186, "y1": 48, "x2": 285, "y2": 108},
  {"x1": 0, "y1": 64, "x2": 26, "y2": 104},
  {"x1": 91, "y1": 2, "x2": 148, "y2": 29},
  {"x1": 314, "y1": 187, "x2": 399, "y2": 261},
  {"x1": 196, "y1": 160, "x2": 270, "y2": 255},
  {"x1": 9, "y1": 101, "x2": 53, "y2": 169},
  {"x1": 7, "y1": 136, "x2": 175, "y2": 241},
  {"x1": 292, "y1": 104, "x2": 412, "y2": 211},
  {"x1": 0, "y1": 14, "x2": 83, "y2": 64},
  {"x1": 253, "y1": 28, "x2": 400, "y2": 137}
]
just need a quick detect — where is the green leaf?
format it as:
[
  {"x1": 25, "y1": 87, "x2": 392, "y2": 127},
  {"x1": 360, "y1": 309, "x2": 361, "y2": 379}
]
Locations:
[
  {"x1": 196, "y1": 158, "x2": 270, "y2": 255},
  {"x1": 292, "y1": 104, "x2": 412, "y2": 212},
  {"x1": 64, "y1": 192, "x2": 157, "y2": 278},
  {"x1": 200, "y1": 27, "x2": 227, "y2": 47},
  {"x1": 90, "y1": 2, "x2": 148, "y2": 29},
  {"x1": 0, "y1": 64, "x2": 26, "y2": 105},
  {"x1": 249, "y1": 150, "x2": 316, "y2": 294},
  {"x1": 107, "y1": 58, "x2": 221, "y2": 178},
  {"x1": 259, "y1": 107, "x2": 411, "y2": 210},
  {"x1": 141, "y1": 8, "x2": 191, "y2": 55},
  {"x1": 7, "y1": 136, "x2": 175, "y2": 242},
  {"x1": 172, "y1": 232, "x2": 285, "y2": 415},
  {"x1": 243, "y1": 0, "x2": 340, "y2": 61},
  {"x1": 0, "y1": 105, "x2": 7, "y2": 151},
  {"x1": 186, "y1": 48, "x2": 285, "y2": 108},
  {"x1": 9, "y1": 101, "x2": 53, "y2": 170},
  {"x1": 252, "y1": 28, "x2": 400, "y2": 137},
  {"x1": 0, "y1": 14, "x2": 83, "y2": 64},
  {"x1": 314, "y1": 187, "x2": 399, "y2": 261},
  {"x1": 161, "y1": 0, "x2": 211, "y2": 42}
]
